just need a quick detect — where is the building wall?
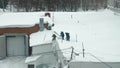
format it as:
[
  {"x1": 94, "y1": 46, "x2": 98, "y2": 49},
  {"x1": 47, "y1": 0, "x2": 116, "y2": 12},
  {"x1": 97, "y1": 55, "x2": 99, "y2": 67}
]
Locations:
[
  {"x1": 32, "y1": 43, "x2": 53, "y2": 55},
  {"x1": 25, "y1": 35, "x2": 29, "y2": 56},
  {"x1": 0, "y1": 35, "x2": 6, "y2": 59},
  {"x1": 52, "y1": 41, "x2": 65, "y2": 68},
  {"x1": 28, "y1": 45, "x2": 58, "y2": 68},
  {"x1": 28, "y1": 41, "x2": 65, "y2": 68},
  {"x1": 35, "y1": 53, "x2": 58, "y2": 68},
  {"x1": 28, "y1": 41, "x2": 64, "y2": 68},
  {"x1": 69, "y1": 62, "x2": 120, "y2": 68}
]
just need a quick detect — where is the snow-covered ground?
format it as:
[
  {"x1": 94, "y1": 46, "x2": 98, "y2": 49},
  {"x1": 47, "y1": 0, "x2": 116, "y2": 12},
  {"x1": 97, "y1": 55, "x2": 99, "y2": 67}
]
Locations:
[
  {"x1": 52, "y1": 9, "x2": 120, "y2": 62},
  {"x1": 0, "y1": 56, "x2": 27, "y2": 68},
  {"x1": 0, "y1": 9, "x2": 120, "y2": 68}
]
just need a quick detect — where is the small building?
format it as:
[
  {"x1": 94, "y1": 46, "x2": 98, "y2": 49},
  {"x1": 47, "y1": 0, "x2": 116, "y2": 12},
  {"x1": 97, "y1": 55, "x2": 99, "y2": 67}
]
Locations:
[
  {"x1": 0, "y1": 12, "x2": 54, "y2": 60},
  {"x1": 0, "y1": 24, "x2": 40, "y2": 59},
  {"x1": 25, "y1": 31, "x2": 65, "y2": 68},
  {"x1": 0, "y1": 12, "x2": 65, "y2": 68}
]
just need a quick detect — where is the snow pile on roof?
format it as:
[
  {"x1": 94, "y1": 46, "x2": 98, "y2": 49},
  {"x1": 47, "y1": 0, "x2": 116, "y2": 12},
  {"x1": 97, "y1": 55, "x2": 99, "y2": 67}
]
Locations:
[
  {"x1": 53, "y1": 9, "x2": 120, "y2": 62},
  {"x1": 30, "y1": 30, "x2": 54, "y2": 46},
  {"x1": 0, "y1": 56, "x2": 27, "y2": 68},
  {"x1": 0, "y1": 12, "x2": 44, "y2": 27},
  {"x1": 0, "y1": 25, "x2": 35, "y2": 28},
  {"x1": 25, "y1": 55, "x2": 42, "y2": 63},
  {"x1": 43, "y1": 16, "x2": 54, "y2": 25},
  {"x1": 0, "y1": 12, "x2": 54, "y2": 28}
]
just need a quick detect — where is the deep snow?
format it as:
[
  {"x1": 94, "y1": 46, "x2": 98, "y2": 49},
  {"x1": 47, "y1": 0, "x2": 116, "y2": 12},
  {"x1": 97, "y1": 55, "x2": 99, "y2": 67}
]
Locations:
[
  {"x1": 52, "y1": 9, "x2": 120, "y2": 62},
  {"x1": 0, "y1": 9, "x2": 120, "y2": 68}
]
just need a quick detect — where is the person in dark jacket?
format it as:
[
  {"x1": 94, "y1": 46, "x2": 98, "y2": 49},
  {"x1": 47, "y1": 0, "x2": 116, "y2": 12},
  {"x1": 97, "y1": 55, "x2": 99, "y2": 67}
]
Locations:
[
  {"x1": 60, "y1": 31, "x2": 64, "y2": 40},
  {"x1": 65, "y1": 32, "x2": 70, "y2": 41},
  {"x1": 52, "y1": 34, "x2": 56, "y2": 41}
]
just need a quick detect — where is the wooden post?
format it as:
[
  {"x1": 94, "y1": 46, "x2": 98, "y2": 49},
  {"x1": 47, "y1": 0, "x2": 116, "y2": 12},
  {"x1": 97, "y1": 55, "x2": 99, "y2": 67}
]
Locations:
[
  {"x1": 70, "y1": 47, "x2": 74, "y2": 60},
  {"x1": 82, "y1": 42, "x2": 85, "y2": 58},
  {"x1": 76, "y1": 34, "x2": 77, "y2": 42}
]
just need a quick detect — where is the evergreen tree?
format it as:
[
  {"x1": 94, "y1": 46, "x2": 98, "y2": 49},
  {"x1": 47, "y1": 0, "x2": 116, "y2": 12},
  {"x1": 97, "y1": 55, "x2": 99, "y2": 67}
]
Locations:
[
  {"x1": 2, "y1": 0, "x2": 108, "y2": 12},
  {"x1": 0, "y1": 0, "x2": 8, "y2": 9}
]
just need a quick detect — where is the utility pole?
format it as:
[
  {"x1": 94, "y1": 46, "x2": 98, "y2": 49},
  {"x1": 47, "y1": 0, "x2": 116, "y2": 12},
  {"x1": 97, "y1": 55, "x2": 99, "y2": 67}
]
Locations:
[
  {"x1": 70, "y1": 47, "x2": 74, "y2": 60},
  {"x1": 82, "y1": 42, "x2": 85, "y2": 58}
]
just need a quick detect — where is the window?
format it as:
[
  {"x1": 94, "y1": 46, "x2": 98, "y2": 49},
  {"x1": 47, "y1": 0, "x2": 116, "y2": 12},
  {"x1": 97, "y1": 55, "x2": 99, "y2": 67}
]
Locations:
[{"x1": 28, "y1": 64, "x2": 34, "y2": 68}]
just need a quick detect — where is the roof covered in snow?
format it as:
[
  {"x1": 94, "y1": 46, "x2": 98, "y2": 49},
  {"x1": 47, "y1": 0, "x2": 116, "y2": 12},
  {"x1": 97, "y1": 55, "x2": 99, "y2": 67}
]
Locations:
[
  {"x1": 30, "y1": 30, "x2": 54, "y2": 47},
  {"x1": 25, "y1": 55, "x2": 42, "y2": 63},
  {"x1": 0, "y1": 12, "x2": 53, "y2": 28}
]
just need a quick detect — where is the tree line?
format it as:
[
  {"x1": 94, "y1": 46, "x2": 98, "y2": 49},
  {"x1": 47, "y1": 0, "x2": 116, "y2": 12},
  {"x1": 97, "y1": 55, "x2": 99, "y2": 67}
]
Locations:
[{"x1": 0, "y1": 0, "x2": 108, "y2": 12}]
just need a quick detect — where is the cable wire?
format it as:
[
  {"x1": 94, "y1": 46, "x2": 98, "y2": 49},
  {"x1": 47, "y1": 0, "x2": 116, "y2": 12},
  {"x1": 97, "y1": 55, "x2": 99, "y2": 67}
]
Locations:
[
  {"x1": 87, "y1": 53, "x2": 112, "y2": 68},
  {"x1": 74, "y1": 52, "x2": 113, "y2": 68}
]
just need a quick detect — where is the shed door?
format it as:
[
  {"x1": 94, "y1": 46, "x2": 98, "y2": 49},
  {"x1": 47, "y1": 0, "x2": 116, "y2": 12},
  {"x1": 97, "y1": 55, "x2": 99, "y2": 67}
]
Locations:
[{"x1": 7, "y1": 36, "x2": 25, "y2": 56}]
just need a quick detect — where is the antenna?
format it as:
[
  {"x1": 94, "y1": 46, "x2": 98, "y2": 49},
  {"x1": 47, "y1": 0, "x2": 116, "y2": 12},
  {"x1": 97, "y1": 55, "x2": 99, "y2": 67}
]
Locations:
[{"x1": 82, "y1": 42, "x2": 85, "y2": 58}]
